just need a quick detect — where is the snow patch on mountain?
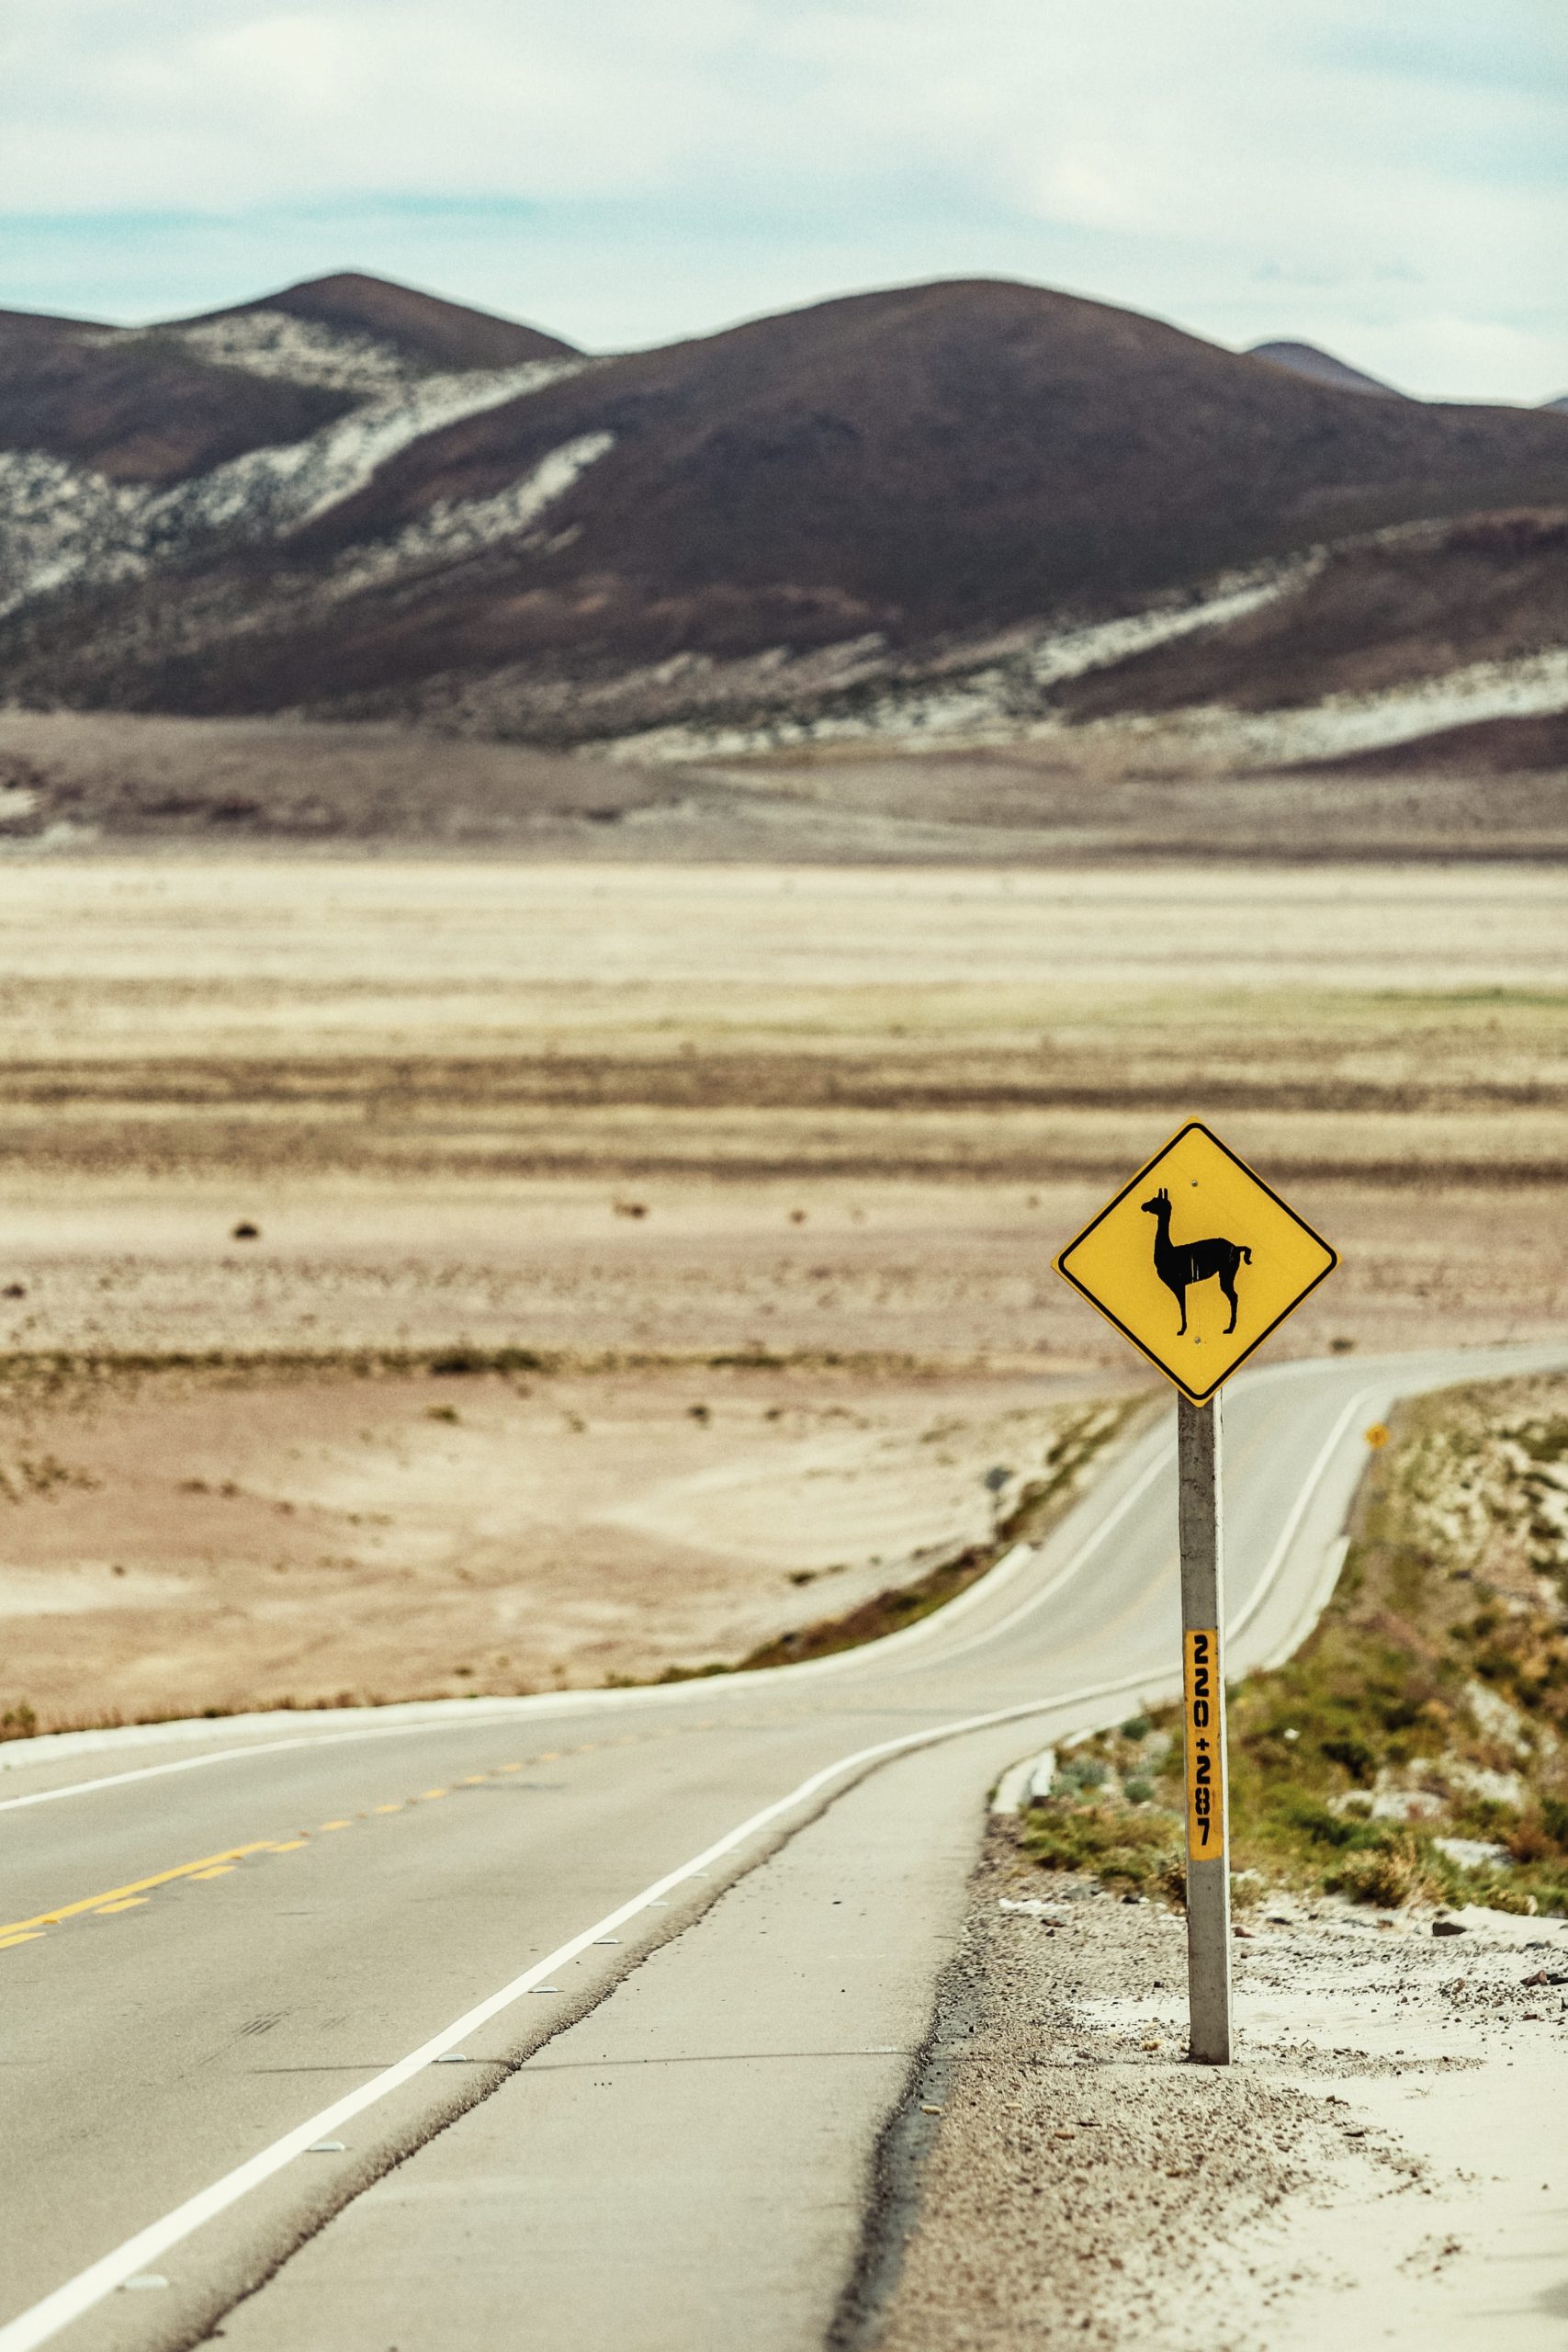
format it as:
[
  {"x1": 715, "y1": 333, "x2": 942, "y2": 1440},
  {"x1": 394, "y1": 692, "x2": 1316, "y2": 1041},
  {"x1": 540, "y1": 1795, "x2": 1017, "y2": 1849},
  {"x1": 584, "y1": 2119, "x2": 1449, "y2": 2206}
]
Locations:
[
  {"x1": 0, "y1": 452, "x2": 146, "y2": 615},
  {"x1": 1124, "y1": 646, "x2": 1568, "y2": 766},
  {"x1": 604, "y1": 634, "x2": 1568, "y2": 769},
  {"x1": 604, "y1": 555, "x2": 1325, "y2": 761},
  {"x1": 157, "y1": 311, "x2": 426, "y2": 395},
  {"x1": 0, "y1": 356, "x2": 591, "y2": 619},
  {"x1": 328, "y1": 432, "x2": 615, "y2": 596}
]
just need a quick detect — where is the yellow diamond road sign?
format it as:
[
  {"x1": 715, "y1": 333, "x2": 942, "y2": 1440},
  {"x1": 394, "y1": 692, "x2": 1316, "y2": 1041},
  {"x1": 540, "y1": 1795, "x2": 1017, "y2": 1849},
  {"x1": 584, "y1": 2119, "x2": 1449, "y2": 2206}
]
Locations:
[{"x1": 1055, "y1": 1123, "x2": 1337, "y2": 1405}]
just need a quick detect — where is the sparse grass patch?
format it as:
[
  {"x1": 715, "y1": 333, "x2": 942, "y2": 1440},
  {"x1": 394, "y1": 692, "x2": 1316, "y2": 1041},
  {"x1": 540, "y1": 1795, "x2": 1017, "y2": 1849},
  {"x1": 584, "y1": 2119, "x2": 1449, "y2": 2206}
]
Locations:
[{"x1": 1019, "y1": 1794, "x2": 1183, "y2": 1894}]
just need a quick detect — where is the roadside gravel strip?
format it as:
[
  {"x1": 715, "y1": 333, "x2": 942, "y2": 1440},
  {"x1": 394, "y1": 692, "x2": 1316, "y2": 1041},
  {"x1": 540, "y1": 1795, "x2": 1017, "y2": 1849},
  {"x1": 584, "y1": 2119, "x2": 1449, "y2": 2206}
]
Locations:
[{"x1": 863, "y1": 1828, "x2": 1568, "y2": 2352}]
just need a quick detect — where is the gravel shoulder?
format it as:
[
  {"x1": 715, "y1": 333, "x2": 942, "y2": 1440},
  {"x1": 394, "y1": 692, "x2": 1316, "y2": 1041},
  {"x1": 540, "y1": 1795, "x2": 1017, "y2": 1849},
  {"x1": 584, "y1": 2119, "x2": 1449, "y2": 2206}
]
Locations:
[{"x1": 866, "y1": 1825, "x2": 1568, "y2": 2351}]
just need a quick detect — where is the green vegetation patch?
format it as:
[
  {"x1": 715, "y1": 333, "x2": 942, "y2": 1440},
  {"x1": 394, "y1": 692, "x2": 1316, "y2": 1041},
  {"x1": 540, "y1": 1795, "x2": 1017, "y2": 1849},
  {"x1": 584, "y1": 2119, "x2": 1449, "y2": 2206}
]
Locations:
[{"x1": 1017, "y1": 1376, "x2": 1568, "y2": 1915}]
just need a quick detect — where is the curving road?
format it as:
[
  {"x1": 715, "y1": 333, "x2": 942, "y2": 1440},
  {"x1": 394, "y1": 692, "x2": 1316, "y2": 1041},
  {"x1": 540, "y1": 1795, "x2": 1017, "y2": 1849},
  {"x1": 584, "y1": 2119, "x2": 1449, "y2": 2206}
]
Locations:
[{"x1": 0, "y1": 1346, "x2": 1560, "y2": 2352}]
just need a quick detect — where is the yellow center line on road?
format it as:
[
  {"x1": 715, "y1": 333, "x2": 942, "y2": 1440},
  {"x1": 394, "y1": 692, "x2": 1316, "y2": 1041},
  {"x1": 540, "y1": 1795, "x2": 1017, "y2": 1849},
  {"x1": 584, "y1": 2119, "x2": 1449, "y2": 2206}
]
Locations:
[
  {"x1": 0, "y1": 1724, "x2": 664, "y2": 1956},
  {"x1": 0, "y1": 1840, "x2": 284, "y2": 1941}
]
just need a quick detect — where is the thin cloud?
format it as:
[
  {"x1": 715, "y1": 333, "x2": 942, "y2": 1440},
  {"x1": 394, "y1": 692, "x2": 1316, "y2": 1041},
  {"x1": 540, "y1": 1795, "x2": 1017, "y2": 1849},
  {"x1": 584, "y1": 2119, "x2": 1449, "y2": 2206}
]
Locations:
[{"x1": 1, "y1": 0, "x2": 1562, "y2": 399}]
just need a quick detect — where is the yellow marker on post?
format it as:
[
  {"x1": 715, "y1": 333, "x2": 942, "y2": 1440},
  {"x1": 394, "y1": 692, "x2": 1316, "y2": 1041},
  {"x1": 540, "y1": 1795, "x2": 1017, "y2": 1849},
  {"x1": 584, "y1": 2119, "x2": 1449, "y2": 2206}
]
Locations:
[
  {"x1": 1057, "y1": 1123, "x2": 1337, "y2": 2065},
  {"x1": 1183, "y1": 1628, "x2": 1224, "y2": 1858}
]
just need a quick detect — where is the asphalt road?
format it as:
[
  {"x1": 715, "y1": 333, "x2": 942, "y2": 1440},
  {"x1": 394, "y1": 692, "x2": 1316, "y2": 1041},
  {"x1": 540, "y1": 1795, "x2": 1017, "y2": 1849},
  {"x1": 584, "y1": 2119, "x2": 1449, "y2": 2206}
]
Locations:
[{"x1": 0, "y1": 1346, "x2": 1559, "y2": 2352}]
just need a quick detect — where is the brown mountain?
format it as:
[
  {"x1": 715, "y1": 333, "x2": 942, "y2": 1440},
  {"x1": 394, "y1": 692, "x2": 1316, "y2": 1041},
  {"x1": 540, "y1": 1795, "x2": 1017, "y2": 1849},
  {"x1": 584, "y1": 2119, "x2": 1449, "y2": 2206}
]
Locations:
[
  {"x1": 4, "y1": 277, "x2": 1567, "y2": 735},
  {"x1": 0, "y1": 308, "x2": 355, "y2": 484},
  {"x1": 1054, "y1": 507, "x2": 1568, "y2": 719},
  {"x1": 0, "y1": 272, "x2": 574, "y2": 488},
  {"x1": 173, "y1": 270, "x2": 577, "y2": 372}
]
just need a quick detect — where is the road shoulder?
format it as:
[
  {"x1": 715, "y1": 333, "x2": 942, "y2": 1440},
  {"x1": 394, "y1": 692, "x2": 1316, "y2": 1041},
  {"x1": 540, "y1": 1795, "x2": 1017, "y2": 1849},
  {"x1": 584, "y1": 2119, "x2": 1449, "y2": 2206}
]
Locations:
[
  {"x1": 207, "y1": 1725, "x2": 1044, "y2": 2352},
  {"x1": 867, "y1": 1826, "x2": 1568, "y2": 2351}
]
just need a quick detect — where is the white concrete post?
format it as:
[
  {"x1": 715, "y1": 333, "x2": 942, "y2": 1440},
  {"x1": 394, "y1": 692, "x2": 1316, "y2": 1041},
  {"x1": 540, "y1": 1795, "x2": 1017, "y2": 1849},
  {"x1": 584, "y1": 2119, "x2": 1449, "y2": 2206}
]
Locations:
[{"x1": 1178, "y1": 1392, "x2": 1232, "y2": 2064}]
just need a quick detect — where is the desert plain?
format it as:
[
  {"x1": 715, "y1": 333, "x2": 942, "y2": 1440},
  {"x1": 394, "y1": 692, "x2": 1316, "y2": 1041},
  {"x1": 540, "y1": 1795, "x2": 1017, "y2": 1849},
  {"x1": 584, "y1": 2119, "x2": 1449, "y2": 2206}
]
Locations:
[{"x1": 0, "y1": 843, "x2": 1563, "y2": 1731}]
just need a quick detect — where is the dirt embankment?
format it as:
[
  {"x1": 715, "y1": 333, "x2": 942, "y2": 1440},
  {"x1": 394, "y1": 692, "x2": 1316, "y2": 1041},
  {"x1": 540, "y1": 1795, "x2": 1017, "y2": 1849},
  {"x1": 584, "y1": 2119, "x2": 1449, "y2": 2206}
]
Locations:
[
  {"x1": 0, "y1": 1361, "x2": 1119, "y2": 1733},
  {"x1": 3, "y1": 705, "x2": 1566, "y2": 859}
]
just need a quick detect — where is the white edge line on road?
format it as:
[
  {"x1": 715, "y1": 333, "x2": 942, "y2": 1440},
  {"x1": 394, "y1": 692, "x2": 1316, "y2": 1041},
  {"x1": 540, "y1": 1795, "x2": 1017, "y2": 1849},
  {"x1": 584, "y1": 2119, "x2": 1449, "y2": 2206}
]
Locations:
[
  {"x1": 0, "y1": 1672, "x2": 1156, "y2": 2352},
  {"x1": 0, "y1": 1427, "x2": 1176, "y2": 1816},
  {"x1": 0, "y1": 1532, "x2": 1057, "y2": 1817},
  {"x1": 1226, "y1": 1384, "x2": 1380, "y2": 1644},
  {"x1": 1261, "y1": 1535, "x2": 1351, "y2": 1677},
  {"x1": 925, "y1": 1441, "x2": 1174, "y2": 1668},
  {"x1": 4, "y1": 1342, "x2": 1556, "y2": 1794},
  {"x1": 13, "y1": 1347, "x2": 1552, "y2": 1816},
  {"x1": 15, "y1": 1343, "x2": 1553, "y2": 1804}
]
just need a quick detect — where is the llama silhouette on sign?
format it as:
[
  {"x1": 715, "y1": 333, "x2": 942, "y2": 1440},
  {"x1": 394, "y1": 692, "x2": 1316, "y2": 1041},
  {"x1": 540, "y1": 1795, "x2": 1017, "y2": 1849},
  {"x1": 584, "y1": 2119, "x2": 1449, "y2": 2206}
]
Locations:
[{"x1": 1141, "y1": 1187, "x2": 1251, "y2": 1336}]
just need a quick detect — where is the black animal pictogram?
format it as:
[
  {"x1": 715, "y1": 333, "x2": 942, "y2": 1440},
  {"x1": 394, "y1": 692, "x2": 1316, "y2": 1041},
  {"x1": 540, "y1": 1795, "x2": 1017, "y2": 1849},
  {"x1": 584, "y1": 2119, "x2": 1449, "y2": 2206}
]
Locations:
[{"x1": 1141, "y1": 1186, "x2": 1251, "y2": 1336}]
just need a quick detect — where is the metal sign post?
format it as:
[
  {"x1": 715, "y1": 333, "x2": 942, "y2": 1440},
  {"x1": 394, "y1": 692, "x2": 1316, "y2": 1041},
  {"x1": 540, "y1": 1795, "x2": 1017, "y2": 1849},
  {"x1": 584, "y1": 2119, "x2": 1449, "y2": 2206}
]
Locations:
[
  {"x1": 1178, "y1": 1392, "x2": 1230, "y2": 2063},
  {"x1": 1055, "y1": 1121, "x2": 1337, "y2": 2069}
]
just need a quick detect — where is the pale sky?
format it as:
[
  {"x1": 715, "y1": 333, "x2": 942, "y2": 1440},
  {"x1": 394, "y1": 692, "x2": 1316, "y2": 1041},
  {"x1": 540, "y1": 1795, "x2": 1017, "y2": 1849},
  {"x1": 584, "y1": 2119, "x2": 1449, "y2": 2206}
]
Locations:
[{"x1": 2, "y1": 0, "x2": 1564, "y2": 401}]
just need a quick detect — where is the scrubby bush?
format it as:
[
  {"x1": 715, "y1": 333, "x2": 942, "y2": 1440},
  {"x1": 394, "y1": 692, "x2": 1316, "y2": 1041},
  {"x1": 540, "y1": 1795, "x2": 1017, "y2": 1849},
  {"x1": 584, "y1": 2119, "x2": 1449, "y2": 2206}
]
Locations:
[
  {"x1": 1329, "y1": 1830, "x2": 1436, "y2": 1908},
  {"x1": 1021, "y1": 1796, "x2": 1180, "y2": 1893}
]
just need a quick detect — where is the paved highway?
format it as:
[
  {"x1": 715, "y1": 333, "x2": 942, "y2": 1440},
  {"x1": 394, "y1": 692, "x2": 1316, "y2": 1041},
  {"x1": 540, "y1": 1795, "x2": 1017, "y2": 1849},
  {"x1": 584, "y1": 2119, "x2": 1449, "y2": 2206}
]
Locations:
[{"x1": 0, "y1": 1346, "x2": 1559, "y2": 2352}]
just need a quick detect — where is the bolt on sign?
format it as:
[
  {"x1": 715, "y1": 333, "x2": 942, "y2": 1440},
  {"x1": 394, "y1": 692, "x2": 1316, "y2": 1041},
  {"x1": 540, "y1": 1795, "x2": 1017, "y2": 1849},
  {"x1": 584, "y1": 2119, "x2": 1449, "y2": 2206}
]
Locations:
[
  {"x1": 1054, "y1": 1121, "x2": 1337, "y2": 1406},
  {"x1": 1055, "y1": 1125, "x2": 1337, "y2": 2064}
]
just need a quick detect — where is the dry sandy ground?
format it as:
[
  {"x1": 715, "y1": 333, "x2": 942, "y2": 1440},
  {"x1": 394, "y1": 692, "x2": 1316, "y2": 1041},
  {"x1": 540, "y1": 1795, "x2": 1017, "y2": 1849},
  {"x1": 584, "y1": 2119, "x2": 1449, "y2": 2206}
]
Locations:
[
  {"x1": 867, "y1": 1829, "x2": 1568, "y2": 2352},
  {"x1": 0, "y1": 1362, "x2": 1111, "y2": 1727},
  {"x1": 0, "y1": 856, "x2": 1562, "y2": 1729}
]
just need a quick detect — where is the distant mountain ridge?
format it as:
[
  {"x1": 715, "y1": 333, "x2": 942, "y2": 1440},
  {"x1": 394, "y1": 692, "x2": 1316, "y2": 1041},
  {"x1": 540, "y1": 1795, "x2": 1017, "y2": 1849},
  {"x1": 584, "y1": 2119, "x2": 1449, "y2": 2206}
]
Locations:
[
  {"x1": 173, "y1": 271, "x2": 576, "y2": 375},
  {"x1": 1247, "y1": 340, "x2": 1405, "y2": 399},
  {"x1": 0, "y1": 269, "x2": 1565, "y2": 756}
]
